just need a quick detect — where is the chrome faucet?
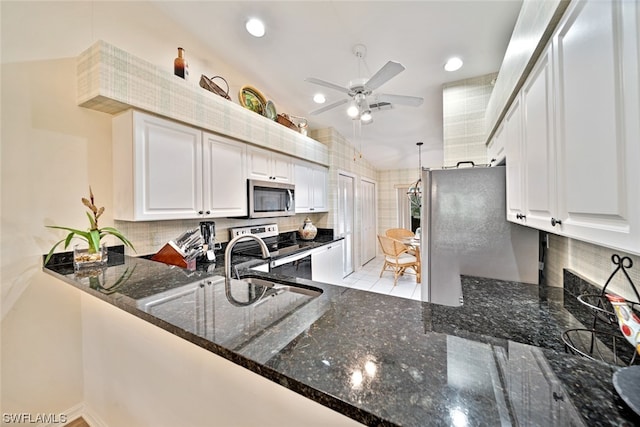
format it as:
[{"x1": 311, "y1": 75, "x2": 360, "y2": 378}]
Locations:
[{"x1": 224, "y1": 233, "x2": 270, "y2": 286}]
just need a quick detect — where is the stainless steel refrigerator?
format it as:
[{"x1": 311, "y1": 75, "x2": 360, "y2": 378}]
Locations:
[{"x1": 420, "y1": 165, "x2": 539, "y2": 306}]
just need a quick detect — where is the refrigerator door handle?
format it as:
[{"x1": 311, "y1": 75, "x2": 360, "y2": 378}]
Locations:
[{"x1": 456, "y1": 161, "x2": 475, "y2": 168}]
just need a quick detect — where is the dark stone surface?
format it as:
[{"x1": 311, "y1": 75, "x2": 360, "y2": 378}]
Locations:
[{"x1": 43, "y1": 251, "x2": 640, "y2": 426}]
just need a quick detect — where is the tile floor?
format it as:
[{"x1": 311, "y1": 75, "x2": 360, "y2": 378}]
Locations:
[{"x1": 340, "y1": 256, "x2": 422, "y2": 301}]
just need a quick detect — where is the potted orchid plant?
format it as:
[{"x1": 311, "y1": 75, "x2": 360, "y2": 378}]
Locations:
[{"x1": 44, "y1": 187, "x2": 135, "y2": 268}]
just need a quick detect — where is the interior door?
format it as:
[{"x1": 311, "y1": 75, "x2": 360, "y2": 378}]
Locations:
[
  {"x1": 337, "y1": 173, "x2": 354, "y2": 276},
  {"x1": 361, "y1": 179, "x2": 377, "y2": 264}
]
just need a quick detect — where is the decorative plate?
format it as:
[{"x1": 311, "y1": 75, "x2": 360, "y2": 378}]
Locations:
[
  {"x1": 239, "y1": 85, "x2": 266, "y2": 115},
  {"x1": 264, "y1": 100, "x2": 277, "y2": 120}
]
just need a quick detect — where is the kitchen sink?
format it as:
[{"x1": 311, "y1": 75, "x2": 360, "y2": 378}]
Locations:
[{"x1": 239, "y1": 277, "x2": 322, "y2": 297}]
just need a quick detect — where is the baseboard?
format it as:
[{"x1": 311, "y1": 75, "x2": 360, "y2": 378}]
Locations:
[
  {"x1": 34, "y1": 403, "x2": 109, "y2": 427},
  {"x1": 34, "y1": 403, "x2": 83, "y2": 427},
  {"x1": 81, "y1": 407, "x2": 109, "y2": 427}
]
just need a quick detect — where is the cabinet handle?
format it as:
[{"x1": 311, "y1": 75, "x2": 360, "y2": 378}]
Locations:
[
  {"x1": 516, "y1": 213, "x2": 526, "y2": 220},
  {"x1": 551, "y1": 218, "x2": 562, "y2": 227},
  {"x1": 205, "y1": 210, "x2": 211, "y2": 215},
  {"x1": 310, "y1": 208, "x2": 315, "y2": 211},
  {"x1": 198, "y1": 210, "x2": 204, "y2": 215}
]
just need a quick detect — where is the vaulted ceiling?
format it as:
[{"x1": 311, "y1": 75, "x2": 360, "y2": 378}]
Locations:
[{"x1": 152, "y1": 1, "x2": 522, "y2": 170}]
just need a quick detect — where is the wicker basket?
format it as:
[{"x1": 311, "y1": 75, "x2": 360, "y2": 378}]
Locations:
[
  {"x1": 277, "y1": 113, "x2": 299, "y2": 132},
  {"x1": 199, "y1": 75, "x2": 231, "y2": 100}
]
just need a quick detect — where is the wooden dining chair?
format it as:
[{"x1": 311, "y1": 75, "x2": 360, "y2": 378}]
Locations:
[
  {"x1": 385, "y1": 228, "x2": 416, "y2": 255},
  {"x1": 377, "y1": 235, "x2": 420, "y2": 286},
  {"x1": 385, "y1": 228, "x2": 415, "y2": 240}
]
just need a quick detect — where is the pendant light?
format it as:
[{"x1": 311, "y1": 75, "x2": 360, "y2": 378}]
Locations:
[{"x1": 407, "y1": 142, "x2": 423, "y2": 216}]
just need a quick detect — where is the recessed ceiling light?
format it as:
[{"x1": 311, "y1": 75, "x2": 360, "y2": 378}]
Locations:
[
  {"x1": 444, "y1": 57, "x2": 463, "y2": 72},
  {"x1": 313, "y1": 93, "x2": 326, "y2": 104},
  {"x1": 245, "y1": 18, "x2": 265, "y2": 37}
]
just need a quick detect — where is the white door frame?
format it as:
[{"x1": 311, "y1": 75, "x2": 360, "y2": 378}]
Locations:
[
  {"x1": 337, "y1": 170, "x2": 356, "y2": 277},
  {"x1": 360, "y1": 177, "x2": 377, "y2": 265}
]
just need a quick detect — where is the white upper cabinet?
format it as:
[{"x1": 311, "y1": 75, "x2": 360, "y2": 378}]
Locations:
[
  {"x1": 487, "y1": 122, "x2": 505, "y2": 166},
  {"x1": 504, "y1": 0, "x2": 640, "y2": 255},
  {"x1": 202, "y1": 133, "x2": 247, "y2": 218},
  {"x1": 113, "y1": 110, "x2": 248, "y2": 220},
  {"x1": 113, "y1": 110, "x2": 204, "y2": 221},
  {"x1": 247, "y1": 145, "x2": 293, "y2": 183},
  {"x1": 294, "y1": 160, "x2": 328, "y2": 213},
  {"x1": 505, "y1": 97, "x2": 525, "y2": 222},
  {"x1": 552, "y1": 0, "x2": 639, "y2": 254},
  {"x1": 521, "y1": 46, "x2": 557, "y2": 232}
]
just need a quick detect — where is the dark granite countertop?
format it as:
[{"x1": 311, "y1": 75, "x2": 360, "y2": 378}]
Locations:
[{"x1": 43, "y1": 250, "x2": 640, "y2": 426}]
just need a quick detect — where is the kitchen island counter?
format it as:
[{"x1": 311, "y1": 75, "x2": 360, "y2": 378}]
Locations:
[{"x1": 43, "y1": 251, "x2": 639, "y2": 426}]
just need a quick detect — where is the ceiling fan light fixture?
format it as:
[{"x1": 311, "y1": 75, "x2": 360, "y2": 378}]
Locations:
[
  {"x1": 313, "y1": 93, "x2": 326, "y2": 104},
  {"x1": 347, "y1": 103, "x2": 360, "y2": 118},
  {"x1": 444, "y1": 57, "x2": 463, "y2": 72},
  {"x1": 245, "y1": 18, "x2": 265, "y2": 37},
  {"x1": 360, "y1": 110, "x2": 372, "y2": 122}
]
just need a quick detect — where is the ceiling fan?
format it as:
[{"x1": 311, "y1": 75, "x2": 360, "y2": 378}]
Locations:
[{"x1": 306, "y1": 44, "x2": 424, "y2": 122}]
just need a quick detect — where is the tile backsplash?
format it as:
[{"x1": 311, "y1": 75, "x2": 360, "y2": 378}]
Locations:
[
  {"x1": 545, "y1": 233, "x2": 640, "y2": 303},
  {"x1": 115, "y1": 212, "x2": 327, "y2": 257}
]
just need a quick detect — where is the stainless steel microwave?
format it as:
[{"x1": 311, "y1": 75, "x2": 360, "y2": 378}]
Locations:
[{"x1": 247, "y1": 180, "x2": 295, "y2": 218}]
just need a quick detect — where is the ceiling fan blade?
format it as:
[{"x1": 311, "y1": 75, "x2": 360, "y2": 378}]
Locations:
[
  {"x1": 378, "y1": 93, "x2": 424, "y2": 107},
  {"x1": 305, "y1": 77, "x2": 350, "y2": 94},
  {"x1": 365, "y1": 61, "x2": 406, "y2": 91},
  {"x1": 309, "y1": 98, "x2": 348, "y2": 115}
]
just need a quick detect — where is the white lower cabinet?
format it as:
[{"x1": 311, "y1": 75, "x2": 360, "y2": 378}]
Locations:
[
  {"x1": 294, "y1": 160, "x2": 328, "y2": 213},
  {"x1": 505, "y1": 0, "x2": 640, "y2": 255},
  {"x1": 311, "y1": 241, "x2": 344, "y2": 285},
  {"x1": 113, "y1": 110, "x2": 247, "y2": 220}
]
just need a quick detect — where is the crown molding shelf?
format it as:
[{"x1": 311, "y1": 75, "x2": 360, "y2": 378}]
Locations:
[{"x1": 77, "y1": 40, "x2": 328, "y2": 166}]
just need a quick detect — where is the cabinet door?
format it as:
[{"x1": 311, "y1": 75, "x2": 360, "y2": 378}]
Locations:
[
  {"x1": 311, "y1": 166, "x2": 328, "y2": 211},
  {"x1": 271, "y1": 152, "x2": 293, "y2": 183},
  {"x1": 295, "y1": 161, "x2": 329, "y2": 213},
  {"x1": 553, "y1": 0, "x2": 640, "y2": 253},
  {"x1": 247, "y1": 146, "x2": 272, "y2": 181},
  {"x1": 487, "y1": 123, "x2": 505, "y2": 165},
  {"x1": 125, "y1": 111, "x2": 203, "y2": 220},
  {"x1": 294, "y1": 163, "x2": 312, "y2": 212},
  {"x1": 504, "y1": 97, "x2": 525, "y2": 223},
  {"x1": 203, "y1": 133, "x2": 247, "y2": 217},
  {"x1": 522, "y1": 47, "x2": 556, "y2": 232},
  {"x1": 247, "y1": 146, "x2": 292, "y2": 183},
  {"x1": 311, "y1": 241, "x2": 344, "y2": 284}
]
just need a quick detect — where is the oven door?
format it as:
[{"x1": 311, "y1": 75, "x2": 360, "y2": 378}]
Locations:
[
  {"x1": 248, "y1": 180, "x2": 295, "y2": 218},
  {"x1": 270, "y1": 250, "x2": 312, "y2": 280}
]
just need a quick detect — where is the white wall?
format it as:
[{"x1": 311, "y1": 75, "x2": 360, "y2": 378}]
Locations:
[
  {"x1": 0, "y1": 0, "x2": 308, "y2": 421},
  {"x1": 81, "y1": 294, "x2": 362, "y2": 427}
]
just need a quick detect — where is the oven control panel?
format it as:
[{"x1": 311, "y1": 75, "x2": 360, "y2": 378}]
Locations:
[{"x1": 229, "y1": 223, "x2": 279, "y2": 239}]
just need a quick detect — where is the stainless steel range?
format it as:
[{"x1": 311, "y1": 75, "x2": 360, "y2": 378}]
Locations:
[{"x1": 229, "y1": 224, "x2": 312, "y2": 279}]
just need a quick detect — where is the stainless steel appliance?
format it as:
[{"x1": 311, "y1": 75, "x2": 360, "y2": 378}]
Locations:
[
  {"x1": 247, "y1": 180, "x2": 295, "y2": 218},
  {"x1": 229, "y1": 224, "x2": 313, "y2": 279},
  {"x1": 420, "y1": 165, "x2": 539, "y2": 306}
]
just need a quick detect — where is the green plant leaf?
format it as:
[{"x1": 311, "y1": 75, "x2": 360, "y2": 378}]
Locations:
[
  {"x1": 100, "y1": 227, "x2": 136, "y2": 251},
  {"x1": 44, "y1": 238, "x2": 66, "y2": 266},
  {"x1": 88, "y1": 229, "x2": 101, "y2": 253}
]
